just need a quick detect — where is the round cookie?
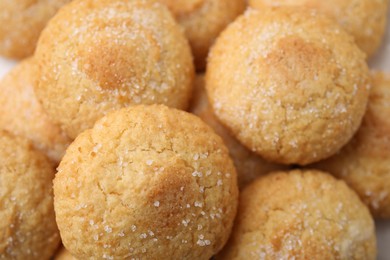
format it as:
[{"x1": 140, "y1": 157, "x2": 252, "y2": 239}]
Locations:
[
  {"x1": 191, "y1": 75, "x2": 288, "y2": 188},
  {"x1": 35, "y1": 0, "x2": 194, "y2": 139},
  {"x1": 0, "y1": 131, "x2": 60, "y2": 259},
  {"x1": 314, "y1": 72, "x2": 390, "y2": 219},
  {"x1": 157, "y1": 0, "x2": 246, "y2": 70},
  {"x1": 206, "y1": 7, "x2": 370, "y2": 165},
  {"x1": 0, "y1": 58, "x2": 70, "y2": 163},
  {"x1": 248, "y1": 0, "x2": 388, "y2": 58},
  {"x1": 55, "y1": 247, "x2": 78, "y2": 260},
  {"x1": 54, "y1": 105, "x2": 238, "y2": 259},
  {"x1": 217, "y1": 170, "x2": 376, "y2": 259},
  {"x1": 0, "y1": 0, "x2": 71, "y2": 59}
]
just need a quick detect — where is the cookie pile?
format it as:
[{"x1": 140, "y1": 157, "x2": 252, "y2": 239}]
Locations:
[{"x1": 0, "y1": 0, "x2": 388, "y2": 259}]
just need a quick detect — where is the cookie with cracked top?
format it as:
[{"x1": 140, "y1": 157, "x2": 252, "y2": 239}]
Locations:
[{"x1": 54, "y1": 105, "x2": 238, "y2": 259}]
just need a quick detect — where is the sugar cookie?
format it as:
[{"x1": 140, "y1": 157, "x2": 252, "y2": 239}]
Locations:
[
  {"x1": 0, "y1": 131, "x2": 59, "y2": 259},
  {"x1": 206, "y1": 8, "x2": 370, "y2": 165},
  {"x1": 35, "y1": 0, "x2": 194, "y2": 139},
  {"x1": 217, "y1": 170, "x2": 376, "y2": 259},
  {"x1": 54, "y1": 105, "x2": 238, "y2": 259}
]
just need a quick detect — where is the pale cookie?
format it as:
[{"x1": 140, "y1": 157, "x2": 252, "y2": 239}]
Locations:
[
  {"x1": 0, "y1": 58, "x2": 70, "y2": 163},
  {"x1": 0, "y1": 0, "x2": 71, "y2": 59},
  {"x1": 35, "y1": 0, "x2": 194, "y2": 139},
  {"x1": 54, "y1": 105, "x2": 238, "y2": 259},
  {"x1": 314, "y1": 72, "x2": 390, "y2": 219},
  {"x1": 0, "y1": 131, "x2": 59, "y2": 259},
  {"x1": 191, "y1": 75, "x2": 288, "y2": 188},
  {"x1": 206, "y1": 7, "x2": 370, "y2": 165},
  {"x1": 249, "y1": 0, "x2": 388, "y2": 58},
  {"x1": 157, "y1": 0, "x2": 246, "y2": 70},
  {"x1": 217, "y1": 170, "x2": 376, "y2": 260}
]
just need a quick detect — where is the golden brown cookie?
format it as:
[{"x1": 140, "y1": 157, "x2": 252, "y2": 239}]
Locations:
[
  {"x1": 35, "y1": 0, "x2": 194, "y2": 139},
  {"x1": 314, "y1": 72, "x2": 390, "y2": 219},
  {"x1": 248, "y1": 0, "x2": 388, "y2": 58},
  {"x1": 206, "y1": 7, "x2": 370, "y2": 165},
  {"x1": 54, "y1": 105, "x2": 238, "y2": 259},
  {"x1": 191, "y1": 75, "x2": 288, "y2": 188},
  {"x1": 0, "y1": 58, "x2": 70, "y2": 163},
  {"x1": 217, "y1": 170, "x2": 376, "y2": 259},
  {"x1": 0, "y1": 131, "x2": 60, "y2": 259},
  {"x1": 157, "y1": 0, "x2": 246, "y2": 70},
  {"x1": 55, "y1": 247, "x2": 78, "y2": 260},
  {"x1": 0, "y1": 0, "x2": 71, "y2": 59}
]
